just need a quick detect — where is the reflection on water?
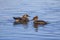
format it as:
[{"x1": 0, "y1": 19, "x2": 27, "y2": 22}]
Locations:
[
  {"x1": 33, "y1": 24, "x2": 38, "y2": 32},
  {"x1": 13, "y1": 21, "x2": 29, "y2": 29},
  {"x1": 13, "y1": 21, "x2": 28, "y2": 25},
  {"x1": 13, "y1": 20, "x2": 47, "y2": 32},
  {"x1": 33, "y1": 23, "x2": 46, "y2": 32}
]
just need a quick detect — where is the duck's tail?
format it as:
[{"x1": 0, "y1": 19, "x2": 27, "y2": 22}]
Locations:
[
  {"x1": 13, "y1": 17, "x2": 17, "y2": 19},
  {"x1": 13, "y1": 17, "x2": 22, "y2": 20}
]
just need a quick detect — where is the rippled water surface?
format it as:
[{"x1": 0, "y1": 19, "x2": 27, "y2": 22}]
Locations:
[{"x1": 0, "y1": 0, "x2": 60, "y2": 40}]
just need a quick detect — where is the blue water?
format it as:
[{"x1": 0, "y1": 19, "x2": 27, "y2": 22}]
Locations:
[{"x1": 0, "y1": 0, "x2": 60, "y2": 40}]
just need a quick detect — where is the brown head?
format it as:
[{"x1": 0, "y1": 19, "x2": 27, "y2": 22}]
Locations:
[
  {"x1": 21, "y1": 14, "x2": 29, "y2": 22},
  {"x1": 32, "y1": 16, "x2": 38, "y2": 21},
  {"x1": 22, "y1": 14, "x2": 30, "y2": 18}
]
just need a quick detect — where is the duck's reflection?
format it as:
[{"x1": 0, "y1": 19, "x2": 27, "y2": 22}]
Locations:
[
  {"x1": 13, "y1": 21, "x2": 28, "y2": 25},
  {"x1": 33, "y1": 24, "x2": 46, "y2": 32},
  {"x1": 22, "y1": 23, "x2": 28, "y2": 29},
  {"x1": 13, "y1": 21, "x2": 28, "y2": 29},
  {"x1": 33, "y1": 24, "x2": 39, "y2": 32},
  {"x1": 13, "y1": 21, "x2": 46, "y2": 32}
]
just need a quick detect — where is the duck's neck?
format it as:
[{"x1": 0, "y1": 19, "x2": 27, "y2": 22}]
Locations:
[{"x1": 34, "y1": 19, "x2": 38, "y2": 21}]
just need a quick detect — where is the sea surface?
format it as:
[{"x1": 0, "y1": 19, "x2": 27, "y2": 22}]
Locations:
[{"x1": 0, "y1": 0, "x2": 60, "y2": 40}]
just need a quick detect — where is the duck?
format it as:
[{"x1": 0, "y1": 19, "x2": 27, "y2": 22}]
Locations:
[
  {"x1": 13, "y1": 14, "x2": 30, "y2": 24},
  {"x1": 32, "y1": 16, "x2": 48, "y2": 25}
]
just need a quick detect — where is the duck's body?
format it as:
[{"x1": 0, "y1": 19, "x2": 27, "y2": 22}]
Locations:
[
  {"x1": 33, "y1": 16, "x2": 47, "y2": 25},
  {"x1": 13, "y1": 14, "x2": 29, "y2": 24},
  {"x1": 13, "y1": 17, "x2": 29, "y2": 22},
  {"x1": 13, "y1": 17, "x2": 22, "y2": 20},
  {"x1": 34, "y1": 20, "x2": 47, "y2": 25}
]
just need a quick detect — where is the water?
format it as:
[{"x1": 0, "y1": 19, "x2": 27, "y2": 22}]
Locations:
[{"x1": 0, "y1": 0, "x2": 60, "y2": 40}]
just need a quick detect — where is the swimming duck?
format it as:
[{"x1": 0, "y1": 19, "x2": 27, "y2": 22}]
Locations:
[
  {"x1": 32, "y1": 16, "x2": 47, "y2": 25},
  {"x1": 13, "y1": 14, "x2": 30, "y2": 24}
]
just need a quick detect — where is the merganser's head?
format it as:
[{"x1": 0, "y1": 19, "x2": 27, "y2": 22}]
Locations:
[
  {"x1": 22, "y1": 14, "x2": 30, "y2": 18},
  {"x1": 32, "y1": 16, "x2": 38, "y2": 21}
]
